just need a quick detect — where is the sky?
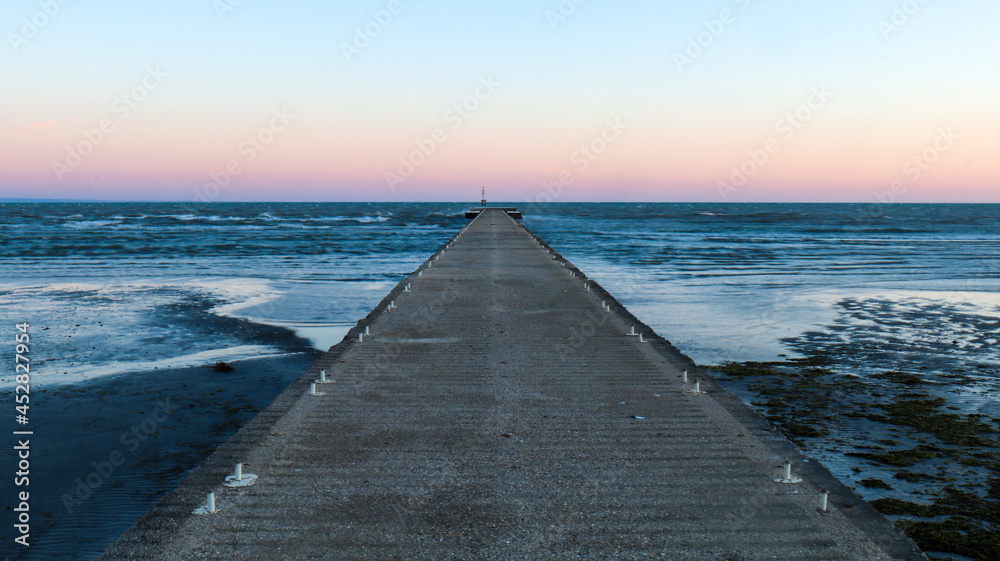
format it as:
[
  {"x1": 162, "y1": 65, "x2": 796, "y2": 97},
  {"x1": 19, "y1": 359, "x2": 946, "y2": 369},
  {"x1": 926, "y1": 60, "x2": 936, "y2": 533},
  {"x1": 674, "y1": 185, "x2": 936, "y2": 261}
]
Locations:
[{"x1": 2, "y1": 0, "x2": 998, "y2": 203}]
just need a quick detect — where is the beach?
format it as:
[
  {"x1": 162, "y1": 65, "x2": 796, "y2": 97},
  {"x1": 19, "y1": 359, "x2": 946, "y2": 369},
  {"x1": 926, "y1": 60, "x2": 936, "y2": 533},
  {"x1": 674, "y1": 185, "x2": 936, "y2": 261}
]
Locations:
[{"x1": 0, "y1": 336, "x2": 319, "y2": 559}]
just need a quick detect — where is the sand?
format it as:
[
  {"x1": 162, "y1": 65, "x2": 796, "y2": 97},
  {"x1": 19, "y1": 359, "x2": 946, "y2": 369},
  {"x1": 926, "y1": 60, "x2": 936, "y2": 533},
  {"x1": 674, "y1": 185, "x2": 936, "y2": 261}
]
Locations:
[{"x1": 0, "y1": 349, "x2": 320, "y2": 560}]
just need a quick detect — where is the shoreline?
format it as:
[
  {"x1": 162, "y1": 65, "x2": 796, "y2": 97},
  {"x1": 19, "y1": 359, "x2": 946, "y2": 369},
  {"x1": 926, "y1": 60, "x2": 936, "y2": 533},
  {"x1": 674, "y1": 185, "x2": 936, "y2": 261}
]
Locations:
[{"x1": 0, "y1": 347, "x2": 321, "y2": 560}]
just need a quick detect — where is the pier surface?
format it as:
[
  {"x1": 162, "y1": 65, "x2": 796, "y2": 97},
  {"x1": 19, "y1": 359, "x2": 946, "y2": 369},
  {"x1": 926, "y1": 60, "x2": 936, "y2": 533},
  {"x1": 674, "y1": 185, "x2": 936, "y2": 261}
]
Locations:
[{"x1": 100, "y1": 209, "x2": 922, "y2": 560}]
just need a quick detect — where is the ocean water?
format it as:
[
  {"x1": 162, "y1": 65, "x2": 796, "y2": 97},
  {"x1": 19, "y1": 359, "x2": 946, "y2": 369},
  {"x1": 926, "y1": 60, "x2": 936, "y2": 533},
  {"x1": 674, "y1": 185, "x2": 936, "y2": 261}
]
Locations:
[
  {"x1": 5, "y1": 202, "x2": 998, "y2": 390},
  {"x1": 0, "y1": 203, "x2": 469, "y2": 389},
  {"x1": 1, "y1": 202, "x2": 999, "y2": 559}
]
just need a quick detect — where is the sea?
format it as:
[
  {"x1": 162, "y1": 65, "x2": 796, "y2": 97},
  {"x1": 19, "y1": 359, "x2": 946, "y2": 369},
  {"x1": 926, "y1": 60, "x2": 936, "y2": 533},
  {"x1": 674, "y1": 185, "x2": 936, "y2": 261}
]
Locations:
[{"x1": 1, "y1": 202, "x2": 998, "y2": 559}]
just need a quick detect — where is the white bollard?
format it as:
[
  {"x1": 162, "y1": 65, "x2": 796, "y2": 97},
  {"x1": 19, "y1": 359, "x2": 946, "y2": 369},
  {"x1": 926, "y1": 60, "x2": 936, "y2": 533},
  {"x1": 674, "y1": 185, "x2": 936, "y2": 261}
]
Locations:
[
  {"x1": 775, "y1": 460, "x2": 803, "y2": 484},
  {"x1": 418, "y1": 271, "x2": 422, "y2": 277},
  {"x1": 639, "y1": 333, "x2": 646, "y2": 343},
  {"x1": 630, "y1": 326, "x2": 636, "y2": 336},
  {"x1": 365, "y1": 326, "x2": 370, "y2": 335},
  {"x1": 311, "y1": 382, "x2": 317, "y2": 395},
  {"x1": 224, "y1": 462, "x2": 258, "y2": 487},
  {"x1": 819, "y1": 490, "x2": 829, "y2": 512},
  {"x1": 683, "y1": 370, "x2": 688, "y2": 383},
  {"x1": 194, "y1": 490, "x2": 218, "y2": 514},
  {"x1": 358, "y1": 333, "x2": 364, "y2": 342},
  {"x1": 319, "y1": 370, "x2": 327, "y2": 383},
  {"x1": 694, "y1": 381, "x2": 700, "y2": 393}
]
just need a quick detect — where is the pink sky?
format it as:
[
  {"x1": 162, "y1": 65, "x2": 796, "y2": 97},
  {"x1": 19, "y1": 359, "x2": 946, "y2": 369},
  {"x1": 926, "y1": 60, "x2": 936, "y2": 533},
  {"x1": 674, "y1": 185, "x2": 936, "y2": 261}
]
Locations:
[{"x1": 3, "y1": 1, "x2": 998, "y2": 202}]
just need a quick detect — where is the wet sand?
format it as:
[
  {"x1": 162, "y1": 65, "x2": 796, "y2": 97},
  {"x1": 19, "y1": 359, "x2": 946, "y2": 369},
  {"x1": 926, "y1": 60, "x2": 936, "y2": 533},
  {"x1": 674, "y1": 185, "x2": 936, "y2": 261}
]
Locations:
[{"x1": 0, "y1": 348, "x2": 320, "y2": 560}]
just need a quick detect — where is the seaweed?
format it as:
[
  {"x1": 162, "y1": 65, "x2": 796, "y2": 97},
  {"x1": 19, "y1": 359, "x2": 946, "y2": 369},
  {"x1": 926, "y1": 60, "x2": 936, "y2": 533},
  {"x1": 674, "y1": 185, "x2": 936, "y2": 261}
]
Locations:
[
  {"x1": 878, "y1": 398, "x2": 998, "y2": 447},
  {"x1": 860, "y1": 478, "x2": 893, "y2": 490},
  {"x1": 779, "y1": 422, "x2": 829, "y2": 439},
  {"x1": 871, "y1": 370, "x2": 926, "y2": 386},
  {"x1": 212, "y1": 361, "x2": 236, "y2": 373},
  {"x1": 895, "y1": 518, "x2": 1000, "y2": 561},
  {"x1": 847, "y1": 445, "x2": 940, "y2": 467},
  {"x1": 989, "y1": 478, "x2": 1000, "y2": 501},
  {"x1": 708, "y1": 361, "x2": 780, "y2": 379},
  {"x1": 958, "y1": 451, "x2": 1000, "y2": 470},
  {"x1": 709, "y1": 353, "x2": 1000, "y2": 561},
  {"x1": 872, "y1": 487, "x2": 1000, "y2": 524},
  {"x1": 892, "y1": 471, "x2": 946, "y2": 484},
  {"x1": 783, "y1": 353, "x2": 831, "y2": 367}
]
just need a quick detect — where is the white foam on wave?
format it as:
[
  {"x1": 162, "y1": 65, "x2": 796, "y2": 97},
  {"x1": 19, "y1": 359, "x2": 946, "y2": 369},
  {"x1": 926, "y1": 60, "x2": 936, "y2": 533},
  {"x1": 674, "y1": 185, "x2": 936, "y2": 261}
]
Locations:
[
  {"x1": 311, "y1": 215, "x2": 391, "y2": 223},
  {"x1": 62, "y1": 220, "x2": 123, "y2": 229},
  {"x1": 14, "y1": 345, "x2": 297, "y2": 389}
]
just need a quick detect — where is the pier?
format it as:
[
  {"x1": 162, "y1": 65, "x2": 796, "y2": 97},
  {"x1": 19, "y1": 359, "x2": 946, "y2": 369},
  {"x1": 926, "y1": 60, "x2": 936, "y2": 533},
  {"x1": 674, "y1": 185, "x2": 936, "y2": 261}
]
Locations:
[{"x1": 99, "y1": 209, "x2": 923, "y2": 560}]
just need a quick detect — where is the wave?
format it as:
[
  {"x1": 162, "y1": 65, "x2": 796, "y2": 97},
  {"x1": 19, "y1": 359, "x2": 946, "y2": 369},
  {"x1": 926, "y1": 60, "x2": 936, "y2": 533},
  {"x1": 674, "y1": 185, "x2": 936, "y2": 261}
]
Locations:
[
  {"x1": 426, "y1": 210, "x2": 466, "y2": 218},
  {"x1": 306, "y1": 215, "x2": 392, "y2": 223},
  {"x1": 62, "y1": 220, "x2": 123, "y2": 229},
  {"x1": 356, "y1": 215, "x2": 391, "y2": 223},
  {"x1": 67, "y1": 213, "x2": 395, "y2": 225},
  {"x1": 172, "y1": 214, "x2": 246, "y2": 222}
]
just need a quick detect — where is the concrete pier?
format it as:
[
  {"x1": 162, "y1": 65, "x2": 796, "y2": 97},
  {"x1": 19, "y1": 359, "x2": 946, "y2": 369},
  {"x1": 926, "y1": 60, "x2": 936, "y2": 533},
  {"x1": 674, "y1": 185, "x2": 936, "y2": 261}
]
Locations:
[{"x1": 98, "y1": 209, "x2": 924, "y2": 560}]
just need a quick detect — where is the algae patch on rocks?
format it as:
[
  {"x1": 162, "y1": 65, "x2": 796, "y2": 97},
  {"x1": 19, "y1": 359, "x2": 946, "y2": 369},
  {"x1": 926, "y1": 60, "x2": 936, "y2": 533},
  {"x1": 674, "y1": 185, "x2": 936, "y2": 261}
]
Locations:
[
  {"x1": 871, "y1": 488, "x2": 1000, "y2": 561},
  {"x1": 706, "y1": 355, "x2": 1000, "y2": 561}
]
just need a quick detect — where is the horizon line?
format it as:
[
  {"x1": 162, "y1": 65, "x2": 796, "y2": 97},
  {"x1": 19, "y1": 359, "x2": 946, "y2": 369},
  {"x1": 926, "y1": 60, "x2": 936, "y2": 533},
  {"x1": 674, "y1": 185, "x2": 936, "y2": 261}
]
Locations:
[{"x1": 3, "y1": 199, "x2": 999, "y2": 205}]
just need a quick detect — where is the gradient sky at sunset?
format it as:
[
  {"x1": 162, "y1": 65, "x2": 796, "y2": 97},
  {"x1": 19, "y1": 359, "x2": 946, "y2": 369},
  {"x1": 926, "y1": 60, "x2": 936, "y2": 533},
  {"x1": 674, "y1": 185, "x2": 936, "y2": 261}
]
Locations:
[{"x1": 3, "y1": 0, "x2": 998, "y2": 202}]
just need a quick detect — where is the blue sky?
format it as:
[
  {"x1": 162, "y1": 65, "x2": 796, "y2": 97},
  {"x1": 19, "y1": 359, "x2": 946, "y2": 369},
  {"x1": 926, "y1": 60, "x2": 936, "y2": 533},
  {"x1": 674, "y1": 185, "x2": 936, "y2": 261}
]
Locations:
[{"x1": 3, "y1": 0, "x2": 998, "y2": 202}]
